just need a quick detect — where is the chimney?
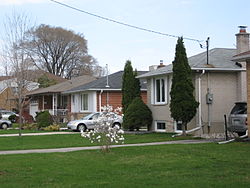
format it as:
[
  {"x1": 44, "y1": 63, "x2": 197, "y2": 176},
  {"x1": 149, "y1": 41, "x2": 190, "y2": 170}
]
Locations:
[
  {"x1": 236, "y1": 26, "x2": 250, "y2": 54},
  {"x1": 157, "y1": 60, "x2": 165, "y2": 69}
]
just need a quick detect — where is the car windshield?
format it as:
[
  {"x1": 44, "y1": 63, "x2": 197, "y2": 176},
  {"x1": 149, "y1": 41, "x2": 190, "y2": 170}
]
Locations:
[
  {"x1": 230, "y1": 103, "x2": 247, "y2": 114},
  {"x1": 81, "y1": 113, "x2": 99, "y2": 120}
]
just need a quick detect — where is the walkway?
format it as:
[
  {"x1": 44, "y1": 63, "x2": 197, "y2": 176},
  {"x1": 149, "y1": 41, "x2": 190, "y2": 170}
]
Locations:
[
  {"x1": 0, "y1": 139, "x2": 214, "y2": 155},
  {"x1": 0, "y1": 131, "x2": 78, "y2": 137}
]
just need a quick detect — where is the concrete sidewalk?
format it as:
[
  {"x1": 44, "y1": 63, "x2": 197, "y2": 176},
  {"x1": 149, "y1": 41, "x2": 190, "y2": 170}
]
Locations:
[
  {"x1": 0, "y1": 131, "x2": 78, "y2": 137},
  {"x1": 0, "y1": 139, "x2": 214, "y2": 155}
]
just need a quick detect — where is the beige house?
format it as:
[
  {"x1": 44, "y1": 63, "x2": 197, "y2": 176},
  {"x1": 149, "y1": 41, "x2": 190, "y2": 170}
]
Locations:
[{"x1": 138, "y1": 27, "x2": 248, "y2": 136}]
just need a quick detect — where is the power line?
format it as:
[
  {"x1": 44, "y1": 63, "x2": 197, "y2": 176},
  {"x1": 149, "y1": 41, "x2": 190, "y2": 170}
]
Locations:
[{"x1": 50, "y1": 0, "x2": 202, "y2": 43}]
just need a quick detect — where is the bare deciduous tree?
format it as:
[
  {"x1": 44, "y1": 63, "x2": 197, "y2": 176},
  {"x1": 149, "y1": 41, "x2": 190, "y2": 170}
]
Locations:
[
  {"x1": 24, "y1": 24, "x2": 104, "y2": 79},
  {"x1": 2, "y1": 12, "x2": 37, "y2": 136}
]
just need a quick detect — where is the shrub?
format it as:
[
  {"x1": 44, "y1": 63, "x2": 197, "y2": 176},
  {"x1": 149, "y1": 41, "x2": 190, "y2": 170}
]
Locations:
[
  {"x1": 123, "y1": 97, "x2": 153, "y2": 131},
  {"x1": 22, "y1": 123, "x2": 38, "y2": 130},
  {"x1": 35, "y1": 111, "x2": 53, "y2": 129},
  {"x1": 8, "y1": 114, "x2": 17, "y2": 123},
  {"x1": 43, "y1": 124, "x2": 60, "y2": 131}
]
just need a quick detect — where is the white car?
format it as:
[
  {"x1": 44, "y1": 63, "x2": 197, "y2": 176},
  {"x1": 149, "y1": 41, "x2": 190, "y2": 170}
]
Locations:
[
  {"x1": 0, "y1": 110, "x2": 19, "y2": 123},
  {"x1": 67, "y1": 112, "x2": 123, "y2": 132}
]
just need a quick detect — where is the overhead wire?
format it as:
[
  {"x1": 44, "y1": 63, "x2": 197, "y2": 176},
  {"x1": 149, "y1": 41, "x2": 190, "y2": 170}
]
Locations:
[{"x1": 50, "y1": 0, "x2": 203, "y2": 43}]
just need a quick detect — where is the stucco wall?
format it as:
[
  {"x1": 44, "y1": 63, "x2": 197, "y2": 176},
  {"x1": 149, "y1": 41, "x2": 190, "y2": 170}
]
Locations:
[{"x1": 147, "y1": 71, "x2": 240, "y2": 135}]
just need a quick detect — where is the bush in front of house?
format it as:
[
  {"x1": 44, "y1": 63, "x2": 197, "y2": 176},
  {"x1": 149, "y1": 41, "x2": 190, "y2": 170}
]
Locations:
[
  {"x1": 22, "y1": 123, "x2": 38, "y2": 130},
  {"x1": 123, "y1": 97, "x2": 153, "y2": 131},
  {"x1": 35, "y1": 111, "x2": 53, "y2": 129},
  {"x1": 43, "y1": 124, "x2": 60, "y2": 131}
]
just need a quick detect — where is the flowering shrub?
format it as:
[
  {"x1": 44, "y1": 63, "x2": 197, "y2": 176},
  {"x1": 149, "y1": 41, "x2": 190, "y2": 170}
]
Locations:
[{"x1": 81, "y1": 105, "x2": 125, "y2": 152}]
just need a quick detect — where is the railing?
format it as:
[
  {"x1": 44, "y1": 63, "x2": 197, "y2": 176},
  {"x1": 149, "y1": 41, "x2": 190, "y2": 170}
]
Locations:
[{"x1": 48, "y1": 109, "x2": 68, "y2": 116}]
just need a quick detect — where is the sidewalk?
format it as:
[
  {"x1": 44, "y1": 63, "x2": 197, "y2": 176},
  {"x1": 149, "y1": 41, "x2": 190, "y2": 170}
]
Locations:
[
  {"x1": 0, "y1": 131, "x2": 78, "y2": 137},
  {"x1": 0, "y1": 139, "x2": 214, "y2": 155}
]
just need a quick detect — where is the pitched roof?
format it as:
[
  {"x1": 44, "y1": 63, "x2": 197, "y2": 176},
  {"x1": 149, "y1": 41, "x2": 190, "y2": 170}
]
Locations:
[
  {"x1": 232, "y1": 50, "x2": 250, "y2": 62},
  {"x1": 138, "y1": 48, "x2": 242, "y2": 78},
  {"x1": 63, "y1": 71, "x2": 148, "y2": 94},
  {"x1": 27, "y1": 75, "x2": 96, "y2": 95},
  {"x1": 0, "y1": 70, "x2": 66, "y2": 83},
  {"x1": 27, "y1": 70, "x2": 67, "y2": 83}
]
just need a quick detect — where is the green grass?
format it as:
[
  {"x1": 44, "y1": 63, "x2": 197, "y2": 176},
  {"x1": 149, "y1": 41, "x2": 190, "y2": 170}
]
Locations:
[
  {"x1": 0, "y1": 133, "x2": 194, "y2": 151},
  {"x1": 0, "y1": 142, "x2": 249, "y2": 187}
]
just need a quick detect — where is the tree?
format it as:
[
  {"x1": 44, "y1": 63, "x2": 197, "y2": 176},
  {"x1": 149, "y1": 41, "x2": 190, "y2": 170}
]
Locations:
[
  {"x1": 170, "y1": 37, "x2": 199, "y2": 136},
  {"x1": 37, "y1": 75, "x2": 57, "y2": 88},
  {"x1": 2, "y1": 12, "x2": 36, "y2": 136},
  {"x1": 121, "y1": 60, "x2": 140, "y2": 114},
  {"x1": 133, "y1": 69, "x2": 141, "y2": 98},
  {"x1": 123, "y1": 97, "x2": 152, "y2": 131},
  {"x1": 24, "y1": 24, "x2": 103, "y2": 79}
]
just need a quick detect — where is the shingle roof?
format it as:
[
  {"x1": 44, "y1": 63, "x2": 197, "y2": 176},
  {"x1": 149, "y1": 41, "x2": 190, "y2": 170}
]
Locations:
[
  {"x1": 232, "y1": 50, "x2": 250, "y2": 62},
  {"x1": 138, "y1": 48, "x2": 242, "y2": 78},
  {"x1": 63, "y1": 71, "x2": 148, "y2": 94},
  {"x1": 27, "y1": 75, "x2": 96, "y2": 95}
]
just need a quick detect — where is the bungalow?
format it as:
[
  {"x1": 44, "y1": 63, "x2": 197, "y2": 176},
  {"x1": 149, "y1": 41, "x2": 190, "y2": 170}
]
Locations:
[
  {"x1": 27, "y1": 75, "x2": 96, "y2": 119},
  {"x1": 63, "y1": 71, "x2": 148, "y2": 120},
  {"x1": 0, "y1": 70, "x2": 65, "y2": 111},
  {"x1": 137, "y1": 27, "x2": 247, "y2": 137}
]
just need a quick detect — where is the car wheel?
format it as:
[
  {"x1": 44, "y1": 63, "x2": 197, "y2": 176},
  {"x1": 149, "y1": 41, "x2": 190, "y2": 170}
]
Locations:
[
  {"x1": 1, "y1": 123, "x2": 8, "y2": 130},
  {"x1": 77, "y1": 124, "x2": 87, "y2": 132},
  {"x1": 238, "y1": 131, "x2": 247, "y2": 137},
  {"x1": 112, "y1": 123, "x2": 121, "y2": 129}
]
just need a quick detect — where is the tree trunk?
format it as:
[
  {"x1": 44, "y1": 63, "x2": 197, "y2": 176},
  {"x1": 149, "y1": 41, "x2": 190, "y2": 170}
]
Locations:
[{"x1": 182, "y1": 122, "x2": 187, "y2": 136}]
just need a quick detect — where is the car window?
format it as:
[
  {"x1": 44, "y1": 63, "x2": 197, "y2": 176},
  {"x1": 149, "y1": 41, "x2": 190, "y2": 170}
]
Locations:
[
  {"x1": 92, "y1": 114, "x2": 99, "y2": 120},
  {"x1": 230, "y1": 103, "x2": 247, "y2": 114}
]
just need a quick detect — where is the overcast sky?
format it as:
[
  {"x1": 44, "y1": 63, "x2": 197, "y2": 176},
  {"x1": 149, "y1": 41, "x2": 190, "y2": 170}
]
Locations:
[{"x1": 0, "y1": 0, "x2": 250, "y2": 74}]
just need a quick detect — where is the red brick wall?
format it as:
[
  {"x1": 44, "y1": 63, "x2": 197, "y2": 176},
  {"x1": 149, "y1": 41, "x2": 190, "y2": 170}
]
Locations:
[{"x1": 96, "y1": 91, "x2": 147, "y2": 112}]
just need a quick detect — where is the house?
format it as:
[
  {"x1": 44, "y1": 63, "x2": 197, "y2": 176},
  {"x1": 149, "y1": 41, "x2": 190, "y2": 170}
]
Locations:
[
  {"x1": 137, "y1": 27, "x2": 247, "y2": 136},
  {"x1": 0, "y1": 70, "x2": 66, "y2": 112},
  {"x1": 27, "y1": 75, "x2": 96, "y2": 119},
  {"x1": 63, "y1": 71, "x2": 148, "y2": 120},
  {"x1": 232, "y1": 26, "x2": 250, "y2": 137}
]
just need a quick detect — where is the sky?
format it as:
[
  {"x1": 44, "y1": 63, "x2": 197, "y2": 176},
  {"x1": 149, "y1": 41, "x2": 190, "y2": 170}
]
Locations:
[{"x1": 0, "y1": 0, "x2": 250, "y2": 74}]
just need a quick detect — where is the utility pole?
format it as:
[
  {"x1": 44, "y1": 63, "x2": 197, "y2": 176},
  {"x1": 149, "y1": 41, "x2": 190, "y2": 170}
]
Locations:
[{"x1": 206, "y1": 37, "x2": 210, "y2": 65}]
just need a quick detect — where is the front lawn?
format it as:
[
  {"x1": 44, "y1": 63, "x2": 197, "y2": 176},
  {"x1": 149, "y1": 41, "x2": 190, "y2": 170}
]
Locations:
[
  {"x1": 0, "y1": 142, "x2": 249, "y2": 187},
  {"x1": 0, "y1": 133, "x2": 196, "y2": 151}
]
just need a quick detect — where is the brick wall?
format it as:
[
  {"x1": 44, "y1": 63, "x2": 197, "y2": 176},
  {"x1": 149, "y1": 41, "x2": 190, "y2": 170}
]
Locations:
[
  {"x1": 0, "y1": 87, "x2": 17, "y2": 110},
  {"x1": 96, "y1": 91, "x2": 147, "y2": 112},
  {"x1": 247, "y1": 62, "x2": 250, "y2": 137}
]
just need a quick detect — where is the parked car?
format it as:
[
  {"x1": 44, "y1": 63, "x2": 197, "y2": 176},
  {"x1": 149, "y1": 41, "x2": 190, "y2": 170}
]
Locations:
[
  {"x1": 67, "y1": 112, "x2": 123, "y2": 132},
  {"x1": 228, "y1": 102, "x2": 247, "y2": 136},
  {"x1": 0, "y1": 119, "x2": 12, "y2": 129},
  {"x1": 0, "y1": 110, "x2": 19, "y2": 123}
]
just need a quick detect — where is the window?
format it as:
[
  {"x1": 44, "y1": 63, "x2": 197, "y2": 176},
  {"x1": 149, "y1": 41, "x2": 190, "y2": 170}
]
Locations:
[
  {"x1": 80, "y1": 93, "x2": 88, "y2": 111},
  {"x1": 175, "y1": 121, "x2": 183, "y2": 132},
  {"x1": 154, "y1": 78, "x2": 166, "y2": 104},
  {"x1": 155, "y1": 121, "x2": 166, "y2": 132}
]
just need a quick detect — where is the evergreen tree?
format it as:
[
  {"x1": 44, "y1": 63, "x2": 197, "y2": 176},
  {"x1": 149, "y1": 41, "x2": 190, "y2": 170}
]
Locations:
[
  {"x1": 133, "y1": 69, "x2": 141, "y2": 98},
  {"x1": 170, "y1": 37, "x2": 199, "y2": 136},
  {"x1": 123, "y1": 97, "x2": 152, "y2": 131},
  {"x1": 122, "y1": 60, "x2": 136, "y2": 113}
]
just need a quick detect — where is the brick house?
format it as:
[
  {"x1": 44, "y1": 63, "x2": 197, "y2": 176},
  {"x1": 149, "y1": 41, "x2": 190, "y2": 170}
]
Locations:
[
  {"x1": 232, "y1": 26, "x2": 250, "y2": 137},
  {"x1": 0, "y1": 70, "x2": 66, "y2": 111},
  {"x1": 27, "y1": 75, "x2": 96, "y2": 120},
  {"x1": 63, "y1": 71, "x2": 147, "y2": 120}
]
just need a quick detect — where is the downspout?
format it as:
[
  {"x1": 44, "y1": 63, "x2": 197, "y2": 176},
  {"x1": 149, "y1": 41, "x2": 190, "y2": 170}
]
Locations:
[
  {"x1": 99, "y1": 89, "x2": 103, "y2": 112},
  {"x1": 198, "y1": 69, "x2": 205, "y2": 129},
  {"x1": 173, "y1": 69, "x2": 205, "y2": 138}
]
